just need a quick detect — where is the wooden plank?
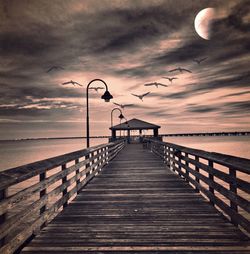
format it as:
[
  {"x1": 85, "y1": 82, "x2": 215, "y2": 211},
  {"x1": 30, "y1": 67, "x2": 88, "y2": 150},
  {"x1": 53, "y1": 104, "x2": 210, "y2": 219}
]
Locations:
[{"x1": 21, "y1": 144, "x2": 249, "y2": 254}]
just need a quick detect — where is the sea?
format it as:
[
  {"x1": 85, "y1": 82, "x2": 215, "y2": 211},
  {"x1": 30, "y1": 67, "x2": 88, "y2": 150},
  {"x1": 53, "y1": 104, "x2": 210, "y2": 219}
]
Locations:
[{"x1": 0, "y1": 135, "x2": 249, "y2": 171}]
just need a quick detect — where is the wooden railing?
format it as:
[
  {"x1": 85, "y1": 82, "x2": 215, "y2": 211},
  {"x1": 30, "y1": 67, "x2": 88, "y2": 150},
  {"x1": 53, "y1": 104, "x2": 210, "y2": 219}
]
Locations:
[
  {"x1": 0, "y1": 139, "x2": 125, "y2": 254},
  {"x1": 144, "y1": 138, "x2": 250, "y2": 235}
]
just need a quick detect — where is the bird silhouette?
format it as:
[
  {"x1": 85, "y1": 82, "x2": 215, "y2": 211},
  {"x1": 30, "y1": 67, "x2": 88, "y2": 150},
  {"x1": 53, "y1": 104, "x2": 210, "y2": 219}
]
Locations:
[
  {"x1": 144, "y1": 82, "x2": 168, "y2": 88},
  {"x1": 113, "y1": 103, "x2": 134, "y2": 109},
  {"x1": 89, "y1": 87, "x2": 105, "y2": 92},
  {"x1": 131, "y1": 92, "x2": 150, "y2": 101},
  {"x1": 162, "y1": 77, "x2": 178, "y2": 83},
  {"x1": 193, "y1": 57, "x2": 207, "y2": 64},
  {"x1": 62, "y1": 80, "x2": 83, "y2": 86},
  {"x1": 169, "y1": 67, "x2": 192, "y2": 73},
  {"x1": 47, "y1": 66, "x2": 64, "y2": 73}
]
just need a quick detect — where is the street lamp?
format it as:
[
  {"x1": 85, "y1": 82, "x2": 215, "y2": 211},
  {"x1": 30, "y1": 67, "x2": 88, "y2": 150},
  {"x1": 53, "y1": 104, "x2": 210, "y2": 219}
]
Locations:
[
  {"x1": 111, "y1": 108, "x2": 125, "y2": 139},
  {"x1": 111, "y1": 108, "x2": 124, "y2": 127},
  {"x1": 86, "y1": 79, "x2": 113, "y2": 148}
]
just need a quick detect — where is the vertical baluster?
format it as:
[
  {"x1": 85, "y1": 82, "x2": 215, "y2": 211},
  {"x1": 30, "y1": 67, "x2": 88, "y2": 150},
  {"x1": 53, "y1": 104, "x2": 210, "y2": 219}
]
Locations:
[
  {"x1": 178, "y1": 151, "x2": 182, "y2": 177},
  {"x1": 75, "y1": 159, "x2": 80, "y2": 194},
  {"x1": 170, "y1": 148, "x2": 174, "y2": 172},
  {"x1": 185, "y1": 153, "x2": 189, "y2": 183},
  {"x1": 40, "y1": 172, "x2": 46, "y2": 214},
  {"x1": 195, "y1": 156, "x2": 200, "y2": 192},
  {"x1": 229, "y1": 168, "x2": 238, "y2": 226},
  {"x1": 97, "y1": 149, "x2": 101, "y2": 172},
  {"x1": 163, "y1": 145, "x2": 167, "y2": 164},
  {"x1": 62, "y1": 164, "x2": 68, "y2": 208},
  {"x1": 0, "y1": 189, "x2": 7, "y2": 247},
  {"x1": 104, "y1": 146, "x2": 107, "y2": 164},
  {"x1": 166, "y1": 146, "x2": 170, "y2": 168},
  {"x1": 208, "y1": 160, "x2": 214, "y2": 206},
  {"x1": 85, "y1": 152, "x2": 90, "y2": 178}
]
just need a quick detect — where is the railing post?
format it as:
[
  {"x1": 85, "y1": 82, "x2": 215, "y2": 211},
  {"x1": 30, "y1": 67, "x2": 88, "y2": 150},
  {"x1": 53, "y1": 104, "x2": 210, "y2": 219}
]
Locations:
[
  {"x1": 75, "y1": 159, "x2": 80, "y2": 194},
  {"x1": 62, "y1": 164, "x2": 68, "y2": 208},
  {"x1": 195, "y1": 156, "x2": 200, "y2": 193},
  {"x1": 0, "y1": 189, "x2": 7, "y2": 247},
  {"x1": 229, "y1": 167, "x2": 238, "y2": 226},
  {"x1": 185, "y1": 153, "x2": 189, "y2": 183},
  {"x1": 163, "y1": 145, "x2": 167, "y2": 164},
  {"x1": 169, "y1": 148, "x2": 174, "y2": 172},
  {"x1": 85, "y1": 152, "x2": 90, "y2": 178},
  {"x1": 40, "y1": 172, "x2": 46, "y2": 215},
  {"x1": 208, "y1": 160, "x2": 214, "y2": 206},
  {"x1": 39, "y1": 172, "x2": 47, "y2": 228}
]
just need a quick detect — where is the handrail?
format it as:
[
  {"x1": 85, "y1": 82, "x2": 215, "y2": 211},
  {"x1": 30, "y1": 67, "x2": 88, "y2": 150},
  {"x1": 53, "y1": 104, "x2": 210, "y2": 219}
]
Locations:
[
  {"x1": 0, "y1": 139, "x2": 126, "y2": 254},
  {"x1": 143, "y1": 138, "x2": 250, "y2": 235}
]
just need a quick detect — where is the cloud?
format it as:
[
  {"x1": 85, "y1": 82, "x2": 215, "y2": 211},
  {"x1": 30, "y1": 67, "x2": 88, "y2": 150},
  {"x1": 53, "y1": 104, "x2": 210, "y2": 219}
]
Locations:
[
  {"x1": 0, "y1": 0, "x2": 249, "y2": 138},
  {"x1": 221, "y1": 90, "x2": 250, "y2": 98}
]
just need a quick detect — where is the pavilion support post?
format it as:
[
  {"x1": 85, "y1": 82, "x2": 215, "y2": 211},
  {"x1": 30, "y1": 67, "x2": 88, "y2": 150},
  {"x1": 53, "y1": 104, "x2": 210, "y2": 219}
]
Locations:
[
  {"x1": 112, "y1": 130, "x2": 116, "y2": 141},
  {"x1": 127, "y1": 129, "x2": 130, "y2": 144},
  {"x1": 153, "y1": 128, "x2": 158, "y2": 137},
  {"x1": 139, "y1": 129, "x2": 143, "y2": 143}
]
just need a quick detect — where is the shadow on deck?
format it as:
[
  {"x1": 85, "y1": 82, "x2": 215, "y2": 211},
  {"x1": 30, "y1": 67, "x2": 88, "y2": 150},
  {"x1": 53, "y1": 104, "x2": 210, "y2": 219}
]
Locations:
[{"x1": 21, "y1": 144, "x2": 249, "y2": 254}]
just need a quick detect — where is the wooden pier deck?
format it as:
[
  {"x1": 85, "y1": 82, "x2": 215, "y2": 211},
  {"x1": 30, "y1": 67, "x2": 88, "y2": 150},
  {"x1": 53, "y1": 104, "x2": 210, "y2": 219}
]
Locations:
[{"x1": 21, "y1": 144, "x2": 249, "y2": 254}]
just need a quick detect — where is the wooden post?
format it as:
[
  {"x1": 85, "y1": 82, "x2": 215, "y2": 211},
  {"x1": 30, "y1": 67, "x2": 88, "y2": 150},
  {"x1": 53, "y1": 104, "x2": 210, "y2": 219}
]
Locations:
[
  {"x1": 208, "y1": 160, "x2": 214, "y2": 206},
  {"x1": 62, "y1": 164, "x2": 68, "y2": 208},
  {"x1": 163, "y1": 145, "x2": 167, "y2": 164},
  {"x1": 229, "y1": 167, "x2": 238, "y2": 226},
  {"x1": 185, "y1": 153, "x2": 189, "y2": 183},
  {"x1": 166, "y1": 147, "x2": 170, "y2": 168},
  {"x1": 195, "y1": 156, "x2": 200, "y2": 192},
  {"x1": 85, "y1": 152, "x2": 90, "y2": 178},
  {"x1": 178, "y1": 154, "x2": 182, "y2": 177},
  {"x1": 75, "y1": 159, "x2": 80, "y2": 194},
  {"x1": 0, "y1": 189, "x2": 6, "y2": 247},
  {"x1": 39, "y1": 172, "x2": 47, "y2": 230}
]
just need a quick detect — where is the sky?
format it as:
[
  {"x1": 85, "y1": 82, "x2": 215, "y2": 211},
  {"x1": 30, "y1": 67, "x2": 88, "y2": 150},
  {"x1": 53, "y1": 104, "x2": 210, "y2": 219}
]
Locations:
[{"x1": 0, "y1": 0, "x2": 250, "y2": 139}]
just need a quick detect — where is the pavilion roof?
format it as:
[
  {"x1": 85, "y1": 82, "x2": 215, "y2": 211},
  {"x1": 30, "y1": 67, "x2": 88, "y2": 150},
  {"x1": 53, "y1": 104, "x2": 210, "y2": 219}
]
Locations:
[{"x1": 110, "y1": 118, "x2": 161, "y2": 131}]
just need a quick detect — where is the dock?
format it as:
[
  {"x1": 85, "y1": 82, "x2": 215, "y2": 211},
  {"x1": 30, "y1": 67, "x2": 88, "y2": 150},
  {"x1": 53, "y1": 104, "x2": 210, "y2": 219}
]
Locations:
[{"x1": 0, "y1": 139, "x2": 249, "y2": 253}]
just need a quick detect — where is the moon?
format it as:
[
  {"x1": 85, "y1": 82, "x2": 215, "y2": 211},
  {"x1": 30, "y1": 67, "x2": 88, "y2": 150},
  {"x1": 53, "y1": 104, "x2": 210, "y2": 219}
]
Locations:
[{"x1": 194, "y1": 8, "x2": 215, "y2": 40}]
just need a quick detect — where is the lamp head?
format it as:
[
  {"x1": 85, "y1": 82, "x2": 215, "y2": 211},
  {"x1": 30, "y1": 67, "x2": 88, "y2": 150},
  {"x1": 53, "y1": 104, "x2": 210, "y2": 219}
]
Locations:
[
  {"x1": 101, "y1": 90, "x2": 113, "y2": 102},
  {"x1": 118, "y1": 113, "x2": 124, "y2": 119}
]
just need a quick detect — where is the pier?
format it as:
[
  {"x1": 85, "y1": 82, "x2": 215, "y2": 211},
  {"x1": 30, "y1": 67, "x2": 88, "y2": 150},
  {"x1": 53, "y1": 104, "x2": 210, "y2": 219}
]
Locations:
[{"x1": 0, "y1": 138, "x2": 249, "y2": 253}]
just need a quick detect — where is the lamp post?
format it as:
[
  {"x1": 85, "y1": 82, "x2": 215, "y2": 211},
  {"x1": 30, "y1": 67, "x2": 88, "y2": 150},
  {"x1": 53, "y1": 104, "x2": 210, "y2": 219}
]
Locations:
[
  {"x1": 111, "y1": 108, "x2": 124, "y2": 127},
  {"x1": 111, "y1": 108, "x2": 125, "y2": 138},
  {"x1": 86, "y1": 79, "x2": 113, "y2": 148}
]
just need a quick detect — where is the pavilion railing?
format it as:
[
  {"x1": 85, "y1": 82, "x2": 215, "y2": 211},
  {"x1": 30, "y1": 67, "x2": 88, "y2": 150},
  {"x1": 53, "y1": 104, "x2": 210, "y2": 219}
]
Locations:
[
  {"x1": 143, "y1": 138, "x2": 250, "y2": 235},
  {"x1": 0, "y1": 139, "x2": 125, "y2": 254}
]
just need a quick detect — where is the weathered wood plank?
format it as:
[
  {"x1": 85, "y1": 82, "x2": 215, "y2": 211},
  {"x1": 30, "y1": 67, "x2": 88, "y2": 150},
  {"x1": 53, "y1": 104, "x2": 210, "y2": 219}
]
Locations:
[{"x1": 21, "y1": 144, "x2": 249, "y2": 254}]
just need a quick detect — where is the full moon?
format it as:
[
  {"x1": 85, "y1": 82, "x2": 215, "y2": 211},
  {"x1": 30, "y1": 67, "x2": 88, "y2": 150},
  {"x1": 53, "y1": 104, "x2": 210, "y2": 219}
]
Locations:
[{"x1": 194, "y1": 8, "x2": 215, "y2": 40}]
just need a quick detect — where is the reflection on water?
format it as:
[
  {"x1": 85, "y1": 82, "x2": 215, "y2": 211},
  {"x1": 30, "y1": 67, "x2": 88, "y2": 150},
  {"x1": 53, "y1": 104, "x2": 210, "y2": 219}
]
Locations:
[{"x1": 0, "y1": 136, "x2": 249, "y2": 171}]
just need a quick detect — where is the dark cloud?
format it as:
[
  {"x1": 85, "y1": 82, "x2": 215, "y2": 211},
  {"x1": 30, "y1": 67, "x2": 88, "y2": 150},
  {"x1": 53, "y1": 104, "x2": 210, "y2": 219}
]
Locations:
[
  {"x1": 222, "y1": 91, "x2": 250, "y2": 98},
  {"x1": 0, "y1": 0, "x2": 249, "y2": 137},
  {"x1": 186, "y1": 105, "x2": 219, "y2": 113},
  {"x1": 222, "y1": 101, "x2": 250, "y2": 115}
]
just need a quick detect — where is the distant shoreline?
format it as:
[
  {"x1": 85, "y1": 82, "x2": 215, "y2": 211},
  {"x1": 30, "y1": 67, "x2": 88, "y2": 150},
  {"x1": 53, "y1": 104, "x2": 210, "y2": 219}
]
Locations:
[{"x1": 0, "y1": 131, "x2": 249, "y2": 142}]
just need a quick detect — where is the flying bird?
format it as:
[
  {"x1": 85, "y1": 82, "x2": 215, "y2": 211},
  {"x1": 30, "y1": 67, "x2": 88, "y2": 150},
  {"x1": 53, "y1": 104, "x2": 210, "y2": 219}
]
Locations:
[
  {"x1": 113, "y1": 103, "x2": 134, "y2": 109},
  {"x1": 47, "y1": 66, "x2": 64, "y2": 73},
  {"x1": 131, "y1": 92, "x2": 150, "y2": 101},
  {"x1": 88, "y1": 87, "x2": 105, "y2": 92},
  {"x1": 62, "y1": 80, "x2": 83, "y2": 86},
  {"x1": 169, "y1": 67, "x2": 192, "y2": 73},
  {"x1": 144, "y1": 82, "x2": 168, "y2": 88},
  {"x1": 193, "y1": 57, "x2": 207, "y2": 64},
  {"x1": 162, "y1": 77, "x2": 178, "y2": 83}
]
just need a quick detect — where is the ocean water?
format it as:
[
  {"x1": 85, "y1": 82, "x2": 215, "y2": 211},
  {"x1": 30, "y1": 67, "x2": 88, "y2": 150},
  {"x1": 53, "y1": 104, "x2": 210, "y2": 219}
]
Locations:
[
  {"x1": 163, "y1": 135, "x2": 250, "y2": 159},
  {"x1": 0, "y1": 138, "x2": 107, "y2": 171},
  {"x1": 0, "y1": 136, "x2": 249, "y2": 171}
]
